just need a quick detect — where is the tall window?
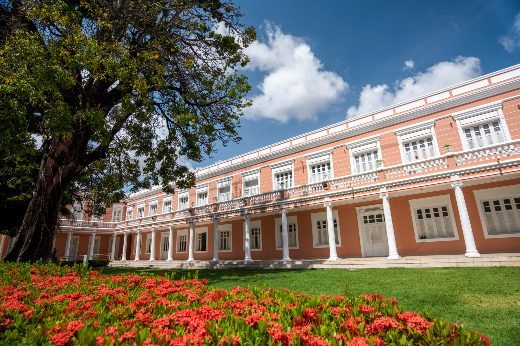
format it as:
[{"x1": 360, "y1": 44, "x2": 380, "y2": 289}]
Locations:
[
  {"x1": 218, "y1": 186, "x2": 231, "y2": 202},
  {"x1": 403, "y1": 138, "x2": 435, "y2": 163},
  {"x1": 250, "y1": 227, "x2": 261, "y2": 250},
  {"x1": 145, "y1": 236, "x2": 152, "y2": 254},
  {"x1": 279, "y1": 223, "x2": 298, "y2": 248},
  {"x1": 113, "y1": 209, "x2": 122, "y2": 222},
  {"x1": 414, "y1": 205, "x2": 455, "y2": 240},
  {"x1": 354, "y1": 151, "x2": 378, "y2": 173},
  {"x1": 196, "y1": 232, "x2": 207, "y2": 251},
  {"x1": 310, "y1": 162, "x2": 331, "y2": 183},
  {"x1": 219, "y1": 230, "x2": 231, "y2": 250},
  {"x1": 315, "y1": 219, "x2": 339, "y2": 246},
  {"x1": 244, "y1": 179, "x2": 259, "y2": 196},
  {"x1": 179, "y1": 196, "x2": 189, "y2": 210},
  {"x1": 197, "y1": 192, "x2": 208, "y2": 206},
  {"x1": 149, "y1": 204, "x2": 158, "y2": 216},
  {"x1": 178, "y1": 234, "x2": 187, "y2": 252},
  {"x1": 126, "y1": 208, "x2": 133, "y2": 221},
  {"x1": 275, "y1": 172, "x2": 293, "y2": 189},
  {"x1": 163, "y1": 236, "x2": 169, "y2": 252},
  {"x1": 137, "y1": 207, "x2": 144, "y2": 218},
  {"x1": 163, "y1": 200, "x2": 172, "y2": 213},
  {"x1": 482, "y1": 197, "x2": 520, "y2": 235},
  {"x1": 464, "y1": 121, "x2": 505, "y2": 149}
]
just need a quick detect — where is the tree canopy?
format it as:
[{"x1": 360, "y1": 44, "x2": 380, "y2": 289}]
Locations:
[{"x1": 0, "y1": 0, "x2": 255, "y2": 262}]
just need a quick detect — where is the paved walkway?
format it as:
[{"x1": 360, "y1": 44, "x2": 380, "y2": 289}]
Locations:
[{"x1": 109, "y1": 253, "x2": 520, "y2": 270}]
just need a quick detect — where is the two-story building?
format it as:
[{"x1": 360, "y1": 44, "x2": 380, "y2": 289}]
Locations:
[{"x1": 2, "y1": 64, "x2": 520, "y2": 263}]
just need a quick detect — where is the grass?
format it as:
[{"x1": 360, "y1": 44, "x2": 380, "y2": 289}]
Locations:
[{"x1": 101, "y1": 266, "x2": 520, "y2": 346}]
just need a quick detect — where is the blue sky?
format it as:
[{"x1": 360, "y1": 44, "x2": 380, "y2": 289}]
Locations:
[{"x1": 195, "y1": 0, "x2": 520, "y2": 169}]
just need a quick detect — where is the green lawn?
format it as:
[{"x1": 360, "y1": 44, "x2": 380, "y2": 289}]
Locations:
[{"x1": 102, "y1": 266, "x2": 520, "y2": 346}]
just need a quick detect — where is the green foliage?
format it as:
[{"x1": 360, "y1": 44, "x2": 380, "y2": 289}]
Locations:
[
  {"x1": 59, "y1": 259, "x2": 109, "y2": 267},
  {"x1": 0, "y1": 0, "x2": 256, "y2": 219}
]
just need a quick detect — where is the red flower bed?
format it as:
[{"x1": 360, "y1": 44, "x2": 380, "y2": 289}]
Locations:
[{"x1": 0, "y1": 262, "x2": 490, "y2": 345}]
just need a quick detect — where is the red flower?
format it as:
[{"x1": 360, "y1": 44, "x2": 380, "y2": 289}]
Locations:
[{"x1": 50, "y1": 332, "x2": 71, "y2": 346}]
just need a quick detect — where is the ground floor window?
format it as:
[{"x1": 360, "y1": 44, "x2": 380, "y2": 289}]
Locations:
[
  {"x1": 314, "y1": 219, "x2": 339, "y2": 246},
  {"x1": 196, "y1": 230, "x2": 207, "y2": 252},
  {"x1": 219, "y1": 230, "x2": 231, "y2": 251},
  {"x1": 414, "y1": 205, "x2": 455, "y2": 240},
  {"x1": 278, "y1": 223, "x2": 298, "y2": 248},
  {"x1": 481, "y1": 197, "x2": 520, "y2": 235},
  {"x1": 177, "y1": 234, "x2": 187, "y2": 253},
  {"x1": 250, "y1": 227, "x2": 261, "y2": 250}
]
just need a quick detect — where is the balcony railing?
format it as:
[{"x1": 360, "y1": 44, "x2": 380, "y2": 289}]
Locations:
[{"x1": 59, "y1": 139, "x2": 520, "y2": 231}]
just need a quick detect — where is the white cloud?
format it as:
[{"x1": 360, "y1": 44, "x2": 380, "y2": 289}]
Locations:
[
  {"x1": 403, "y1": 60, "x2": 415, "y2": 71},
  {"x1": 243, "y1": 22, "x2": 348, "y2": 122},
  {"x1": 499, "y1": 12, "x2": 520, "y2": 52},
  {"x1": 346, "y1": 56, "x2": 482, "y2": 118}
]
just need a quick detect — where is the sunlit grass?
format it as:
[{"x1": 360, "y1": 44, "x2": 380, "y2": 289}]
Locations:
[{"x1": 102, "y1": 266, "x2": 520, "y2": 346}]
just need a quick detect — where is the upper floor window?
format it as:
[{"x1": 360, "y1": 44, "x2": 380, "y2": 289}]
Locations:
[
  {"x1": 126, "y1": 208, "x2": 133, "y2": 221},
  {"x1": 112, "y1": 207, "x2": 122, "y2": 222},
  {"x1": 242, "y1": 168, "x2": 260, "y2": 197},
  {"x1": 452, "y1": 101, "x2": 511, "y2": 151},
  {"x1": 395, "y1": 121, "x2": 440, "y2": 164},
  {"x1": 464, "y1": 121, "x2": 504, "y2": 149},
  {"x1": 275, "y1": 172, "x2": 293, "y2": 189},
  {"x1": 197, "y1": 192, "x2": 208, "y2": 206},
  {"x1": 179, "y1": 196, "x2": 189, "y2": 210},
  {"x1": 347, "y1": 136, "x2": 381, "y2": 174},
  {"x1": 196, "y1": 183, "x2": 209, "y2": 206},
  {"x1": 72, "y1": 202, "x2": 83, "y2": 221},
  {"x1": 305, "y1": 149, "x2": 333, "y2": 184},
  {"x1": 217, "y1": 177, "x2": 232, "y2": 202},
  {"x1": 137, "y1": 206, "x2": 145, "y2": 218},
  {"x1": 270, "y1": 159, "x2": 294, "y2": 189},
  {"x1": 149, "y1": 202, "x2": 158, "y2": 216},
  {"x1": 163, "y1": 199, "x2": 172, "y2": 213}
]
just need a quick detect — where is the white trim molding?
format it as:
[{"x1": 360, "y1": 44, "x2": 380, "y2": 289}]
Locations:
[
  {"x1": 346, "y1": 136, "x2": 382, "y2": 174},
  {"x1": 217, "y1": 223, "x2": 233, "y2": 252},
  {"x1": 310, "y1": 210, "x2": 342, "y2": 248},
  {"x1": 194, "y1": 227, "x2": 209, "y2": 253},
  {"x1": 395, "y1": 120, "x2": 440, "y2": 164},
  {"x1": 243, "y1": 219, "x2": 262, "y2": 251},
  {"x1": 270, "y1": 159, "x2": 295, "y2": 190},
  {"x1": 241, "y1": 168, "x2": 261, "y2": 197},
  {"x1": 274, "y1": 215, "x2": 299, "y2": 249}
]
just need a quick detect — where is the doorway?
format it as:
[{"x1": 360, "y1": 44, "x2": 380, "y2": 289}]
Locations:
[{"x1": 356, "y1": 205, "x2": 389, "y2": 257}]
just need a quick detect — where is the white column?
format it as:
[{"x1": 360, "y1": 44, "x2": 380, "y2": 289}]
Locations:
[
  {"x1": 280, "y1": 209, "x2": 290, "y2": 261},
  {"x1": 64, "y1": 232, "x2": 72, "y2": 261},
  {"x1": 167, "y1": 226, "x2": 174, "y2": 261},
  {"x1": 324, "y1": 199, "x2": 339, "y2": 261},
  {"x1": 88, "y1": 232, "x2": 96, "y2": 260},
  {"x1": 121, "y1": 232, "x2": 128, "y2": 261},
  {"x1": 187, "y1": 222, "x2": 195, "y2": 262},
  {"x1": 110, "y1": 233, "x2": 117, "y2": 261},
  {"x1": 134, "y1": 230, "x2": 141, "y2": 261},
  {"x1": 451, "y1": 182, "x2": 480, "y2": 257},
  {"x1": 379, "y1": 193, "x2": 400, "y2": 259},
  {"x1": 212, "y1": 218, "x2": 219, "y2": 262},
  {"x1": 244, "y1": 214, "x2": 252, "y2": 262},
  {"x1": 149, "y1": 228, "x2": 156, "y2": 261}
]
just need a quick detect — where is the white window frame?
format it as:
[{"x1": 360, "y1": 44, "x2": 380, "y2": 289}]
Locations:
[
  {"x1": 162, "y1": 196, "x2": 172, "y2": 214},
  {"x1": 310, "y1": 210, "x2": 341, "y2": 248},
  {"x1": 216, "y1": 176, "x2": 233, "y2": 202},
  {"x1": 452, "y1": 101, "x2": 511, "y2": 151},
  {"x1": 395, "y1": 121, "x2": 440, "y2": 163},
  {"x1": 145, "y1": 233, "x2": 153, "y2": 254},
  {"x1": 149, "y1": 198, "x2": 158, "y2": 216},
  {"x1": 126, "y1": 207, "x2": 133, "y2": 221},
  {"x1": 241, "y1": 168, "x2": 260, "y2": 197},
  {"x1": 409, "y1": 194, "x2": 460, "y2": 243},
  {"x1": 136, "y1": 203, "x2": 145, "y2": 218},
  {"x1": 243, "y1": 220, "x2": 262, "y2": 251},
  {"x1": 346, "y1": 136, "x2": 382, "y2": 174},
  {"x1": 274, "y1": 215, "x2": 299, "y2": 249},
  {"x1": 355, "y1": 204, "x2": 386, "y2": 258},
  {"x1": 270, "y1": 159, "x2": 295, "y2": 190},
  {"x1": 132, "y1": 235, "x2": 142, "y2": 254},
  {"x1": 474, "y1": 184, "x2": 520, "y2": 239},
  {"x1": 178, "y1": 190, "x2": 189, "y2": 210},
  {"x1": 72, "y1": 202, "x2": 83, "y2": 221},
  {"x1": 305, "y1": 148, "x2": 334, "y2": 183},
  {"x1": 111, "y1": 204, "x2": 123, "y2": 222},
  {"x1": 194, "y1": 227, "x2": 208, "y2": 253},
  {"x1": 218, "y1": 224, "x2": 232, "y2": 252},
  {"x1": 176, "y1": 229, "x2": 188, "y2": 253},
  {"x1": 196, "y1": 183, "x2": 209, "y2": 207}
]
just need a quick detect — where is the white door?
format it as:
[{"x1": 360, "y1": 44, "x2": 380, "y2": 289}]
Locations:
[
  {"x1": 160, "y1": 233, "x2": 169, "y2": 260},
  {"x1": 68, "y1": 236, "x2": 79, "y2": 261},
  {"x1": 358, "y1": 208, "x2": 389, "y2": 257}
]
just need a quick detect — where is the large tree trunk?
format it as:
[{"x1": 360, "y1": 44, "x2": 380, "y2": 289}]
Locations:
[{"x1": 3, "y1": 138, "x2": 79, "y2": 263}]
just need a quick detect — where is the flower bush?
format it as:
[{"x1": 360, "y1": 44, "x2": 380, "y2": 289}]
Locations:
[{"x1": 0, "y1": 262, "x2": 490, "y2": 346}]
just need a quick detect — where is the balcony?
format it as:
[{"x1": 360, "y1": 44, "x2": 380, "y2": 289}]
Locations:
[{"x1": 59, "y1": 139, "x2": 520, "y2": 231}]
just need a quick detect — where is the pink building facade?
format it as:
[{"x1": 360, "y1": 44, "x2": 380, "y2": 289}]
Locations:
[{"x1": 2, "y1": 64, "x2": 520, "y2": 263}]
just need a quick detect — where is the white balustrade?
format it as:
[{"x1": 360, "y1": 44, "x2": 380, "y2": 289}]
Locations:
[
  {"x1": 219, "y1": 198, "x2": 246, "y2": 211},
  {"x1": 285, "y1": 183, "x2": 325, "y2": 198},
  {"x1": 249, "y1": 191, "x2": 281, "y2": 204},
  {"x1": 385, "y1": 157, "x2": 448, "y2": 179},
  {"x1": 455, "y1": 141, "x2": 520, "y2": 165}
]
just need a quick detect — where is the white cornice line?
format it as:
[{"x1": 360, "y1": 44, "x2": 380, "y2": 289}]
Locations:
[{"x1": 195, "y1": 78, "x2": 520, "y2": 181}]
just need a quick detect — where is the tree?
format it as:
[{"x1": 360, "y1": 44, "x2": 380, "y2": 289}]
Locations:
[{"x1": 0, "y1": 0, "x2": 255, "y2": 262}]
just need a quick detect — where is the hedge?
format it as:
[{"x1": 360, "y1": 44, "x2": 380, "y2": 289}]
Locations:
[
  {"x1": 58, "y1": 259, "x2": 110, "y2": 267},
  {"x1": 0, "y1": 262, "x2": 490, "y2": 345}
]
